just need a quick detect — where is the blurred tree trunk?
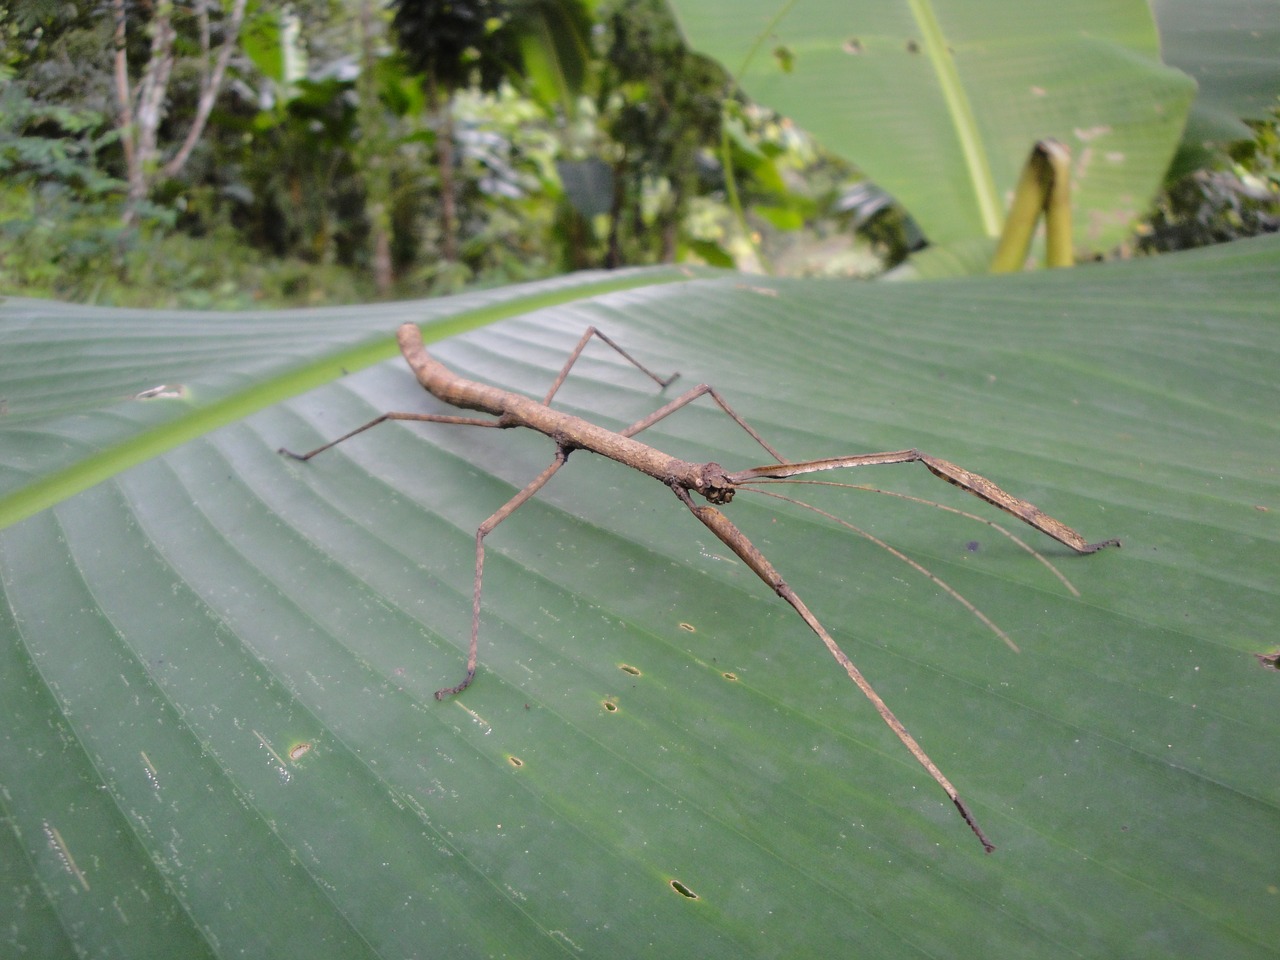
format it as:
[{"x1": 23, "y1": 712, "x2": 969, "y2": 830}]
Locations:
[
  {"x1": 605, "y1": 156, "x2": 627, "y2": 269},
  {"x1": 425, "y1": 72, "x2": 459, "y2": 264},
  {"x1": 357, "y1": 0, "x2": 395, "y2": 293},
  {"x1": 391, "y1": 0, "x2": 515, "y2": 268},
  {"x1": 110, "y1": 0, "x2": 248, "y2": 225}
]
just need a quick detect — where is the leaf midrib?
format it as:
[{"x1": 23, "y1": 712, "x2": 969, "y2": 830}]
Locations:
[
  {"x1": 0, "y1": 271, "x2": 694, "y2": 532},
  {"x1": 907, "y1": 0, "x2": 1002, "y2": 236}
]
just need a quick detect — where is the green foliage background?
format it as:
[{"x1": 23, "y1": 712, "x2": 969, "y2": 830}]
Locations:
[{"x1": 3, "y1": 0, "x2": 1278, "y2": 305}]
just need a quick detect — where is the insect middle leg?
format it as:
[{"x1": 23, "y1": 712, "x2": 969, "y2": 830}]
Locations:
[
  {"x1": 541, "y1": 327, "x2": 678, "y2": 404},
  {"x1": 437, "y1": 333, "x2": 784, "y2": 698},
  {"x1": 436, "y1": 447, "x2": 570, "y2": 699},
  {"x1": 535, "y1": 327, "x2": 787, "y2": 463}
]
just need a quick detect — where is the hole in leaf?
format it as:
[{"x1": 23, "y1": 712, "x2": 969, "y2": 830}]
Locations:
[
  {"x1": 679, "y1": 622, "x2": 696, "y2": 633},
  {"x1": 620, "y1": 664, "x2": 641, "y2": 676},
  {"x1": 722, "y1": 672, "x2": 738, "y2": 681},
  {"x1": 603, "y1": 700, "x2": 618, "y2": 712},
  {"x1": 1254, "y1": 652, "x2": 1280, "y2": 670},
  {"x1": 669, "y1": 879, "x2": 698, "y2": 899},
  {"x1": 288, "y1": 742, "x2": 312, "y2": 762},
  {"x1": 508, "y1": 755, "x2": 523, "y2": 768}
]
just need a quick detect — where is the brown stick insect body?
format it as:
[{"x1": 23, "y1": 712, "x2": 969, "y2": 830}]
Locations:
[{"x1": 282, "y1": 322, "x2": 1119, "y2": 852}]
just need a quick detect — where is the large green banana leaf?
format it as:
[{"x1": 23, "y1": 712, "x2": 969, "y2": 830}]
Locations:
[
  {"x1": 667, "y1": 0, "x2": 1197, "y2": 254},
  {"x1": 2, "y1": 237, "x2": 1278, "y2": 956},
  {"x1": 1151, "y1": 0, "x2": 1280, "y2": 142}
]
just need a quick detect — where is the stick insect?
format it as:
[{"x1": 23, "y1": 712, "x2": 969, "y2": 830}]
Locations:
[{"x1": 281, "y1": 322, "x2": 1120, "y2": 852}]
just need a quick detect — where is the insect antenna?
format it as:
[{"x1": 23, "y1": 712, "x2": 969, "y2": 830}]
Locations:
[
  {"x1": 749, "y1": 478, "x2": 1081, "y2": 597},
  {"x1": 737, "y1": 483, "x2": 1021, "y2": 652}
]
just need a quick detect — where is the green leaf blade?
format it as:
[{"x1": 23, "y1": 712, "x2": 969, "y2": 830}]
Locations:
[
  {"x1": 0, "y1": 269, "x2": 694, "y2": 531},
  {"x1": 3, "y1": 239, "x2": 1280, "y2": 955},
  {"x1": 669, "y1": 0, "x2": 1197, "y2": 252}
]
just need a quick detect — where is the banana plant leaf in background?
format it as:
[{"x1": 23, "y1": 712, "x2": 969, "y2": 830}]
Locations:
[
  {"x1": 666, "y1": 0, "x2": 1198, "y2": 257},
  {"x1": 1150, "y1": 0, "x2": 1280, "y2": 143},
  {"x1": 2, "y1": 235, "x2": 1278, "y2": 957}
]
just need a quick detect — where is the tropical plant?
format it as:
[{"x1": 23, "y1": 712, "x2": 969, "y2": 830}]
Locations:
[
  {"x1": 391, "y1": 0, "x2": 513, "y2": 262},
  {"x1": 1138, "y1": 106, "x2": 1280, "y2": 252},
  {"x1": 0, "y1": 82, "x2": 130, "y2": 295},
  {"x1": 666, "y1": 0, "x2": 1201, "y2": 268}
]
